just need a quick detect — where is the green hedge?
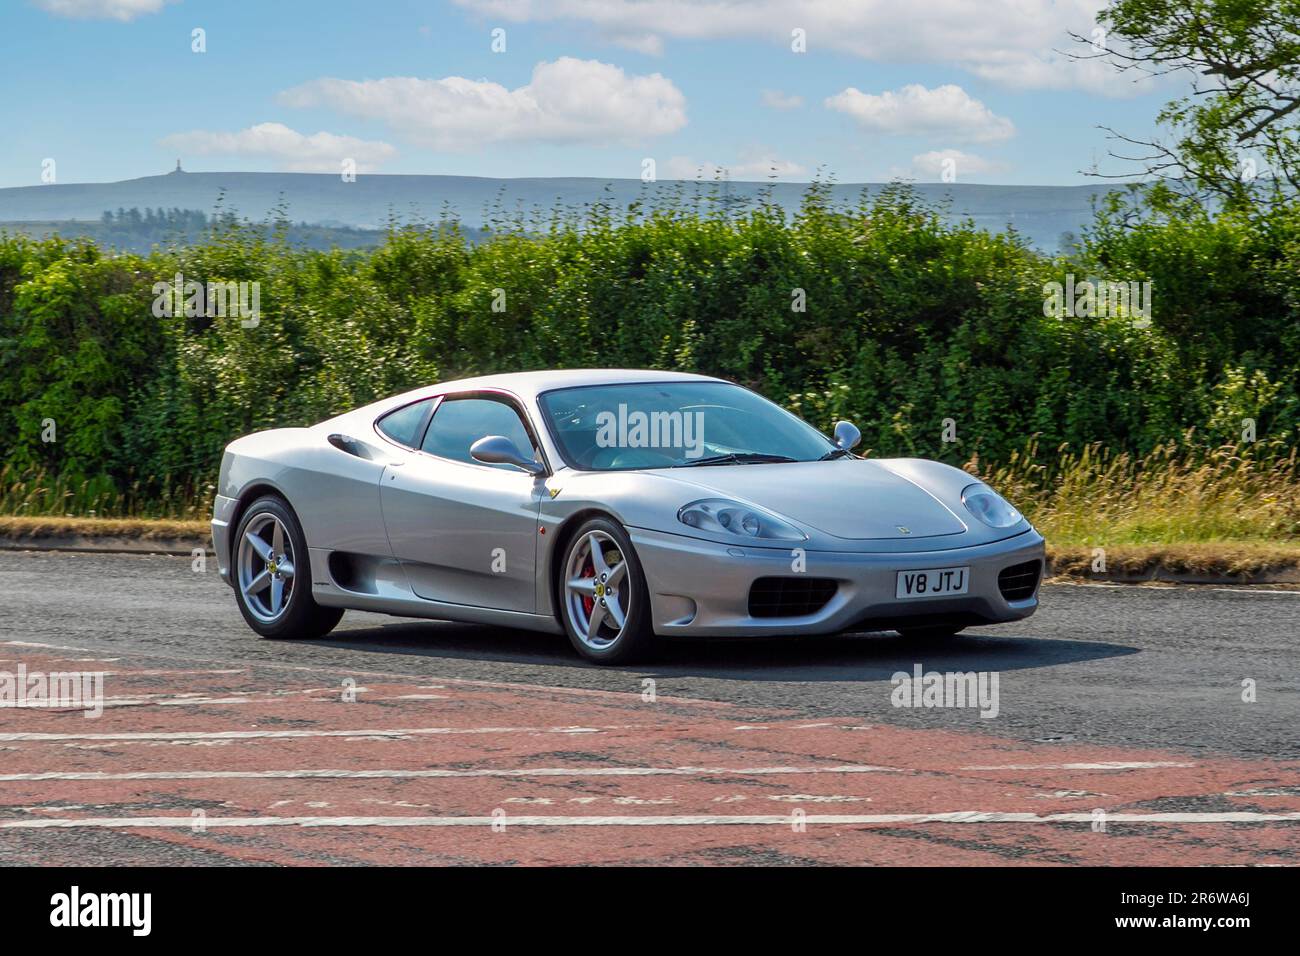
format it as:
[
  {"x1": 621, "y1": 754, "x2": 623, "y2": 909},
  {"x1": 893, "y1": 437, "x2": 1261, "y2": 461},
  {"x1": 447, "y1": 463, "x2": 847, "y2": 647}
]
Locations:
[{"x1": 2, "y1": 185, "x2": 1297, "y2": 509}]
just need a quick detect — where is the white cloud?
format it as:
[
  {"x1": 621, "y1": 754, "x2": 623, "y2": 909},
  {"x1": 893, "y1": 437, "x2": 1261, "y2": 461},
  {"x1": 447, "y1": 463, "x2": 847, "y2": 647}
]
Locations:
[
  {"x1": 159, "y1": 123, "x2": 397, "y2": 173},
  {"x1": 906, "y1": 148, "x2": 1008, "y2": 180},
  {"x1": 279, "y1": 57, "x2": 687, "y2": 150},
  {"x1": 450, "y1": 0, "x2": 1140, "y2": 97},
  {"x1": 826, "y1": 84, "x2": 1014, "y2": 143},
  {"x1": 665, "y1": 150, "x2": 807, "y2": 181},
  {"x1": 608, "y1": 32, "x2": 665, "y2": 55},
  {"x1": 34, "y1": 0, "x2": 172, "y2": 20},
  {"x1": 968, "y1": 49, "x2": 1153, "y2": 97},
  {"x1": 761, "y1": 90, "x2": 804, "y2": 111}
]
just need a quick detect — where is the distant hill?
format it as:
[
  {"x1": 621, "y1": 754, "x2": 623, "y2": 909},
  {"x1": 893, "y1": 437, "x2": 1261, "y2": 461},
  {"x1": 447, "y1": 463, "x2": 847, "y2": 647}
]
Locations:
[
  {"x1": 0, "y1": 169, "x2": 1120, "y2": 251},
  {"x1": 0, "y1": 207, "x2": 402, "y2": 255}
]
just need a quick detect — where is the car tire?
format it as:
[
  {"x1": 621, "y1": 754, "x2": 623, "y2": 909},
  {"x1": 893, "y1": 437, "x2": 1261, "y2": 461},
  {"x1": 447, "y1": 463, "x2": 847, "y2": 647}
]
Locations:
[
  {"x1": 556, "y1": 517, "x2": 656, "y2": 664},
  {"x1": 899, "y1": 624, "x2": 965, "y2": 640},
  {"x1": 232, "y1": 494, "x2": 343, "y2": 640}
]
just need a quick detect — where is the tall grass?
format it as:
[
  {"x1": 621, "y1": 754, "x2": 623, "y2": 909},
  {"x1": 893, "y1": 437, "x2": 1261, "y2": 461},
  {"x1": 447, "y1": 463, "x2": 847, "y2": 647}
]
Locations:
[
  {"x1": 0, "y1": 465, "x2": 209, "y2": 521},
  {"x1": 972, "y1": 438, "x2": 1300, "y2": 547}
]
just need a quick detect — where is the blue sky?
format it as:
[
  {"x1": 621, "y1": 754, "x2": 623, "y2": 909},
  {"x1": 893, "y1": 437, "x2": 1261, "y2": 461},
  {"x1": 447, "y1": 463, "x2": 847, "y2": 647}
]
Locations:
[{"x1": 0, "y1": 0, "x2": 1173, "y2": 189}]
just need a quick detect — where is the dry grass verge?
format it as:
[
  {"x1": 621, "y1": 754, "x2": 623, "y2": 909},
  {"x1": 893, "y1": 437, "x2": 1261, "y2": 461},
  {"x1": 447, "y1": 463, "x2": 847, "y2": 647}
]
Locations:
[
  {"x1": 0, "y1": 515, "x2": 208, "y2": 540},
  {"x1": 1046, "y1": 541, "x2": 1300, "y2": 580}
]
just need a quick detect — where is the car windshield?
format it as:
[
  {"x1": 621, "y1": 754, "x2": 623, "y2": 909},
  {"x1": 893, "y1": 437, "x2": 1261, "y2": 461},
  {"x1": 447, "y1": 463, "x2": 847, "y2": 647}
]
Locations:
[{"x1": 537, "y1": 381, "x2": 836, "y2": 471}]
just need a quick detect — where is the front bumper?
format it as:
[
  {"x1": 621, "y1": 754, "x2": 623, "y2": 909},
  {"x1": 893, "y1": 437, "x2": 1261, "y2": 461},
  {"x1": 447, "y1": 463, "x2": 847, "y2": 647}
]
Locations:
[
  {"x1": 629, "y1": 526, "x2": 1046, "y2": 637},
  {"x1": 211, "y1": 494, "x2": 239, "y2": 586}
]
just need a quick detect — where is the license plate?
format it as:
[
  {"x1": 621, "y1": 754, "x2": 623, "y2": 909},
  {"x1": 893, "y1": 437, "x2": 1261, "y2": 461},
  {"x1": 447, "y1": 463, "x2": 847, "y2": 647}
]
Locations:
[{"x1": 896, "y1": 566, "x2": 969, "y2": 599}]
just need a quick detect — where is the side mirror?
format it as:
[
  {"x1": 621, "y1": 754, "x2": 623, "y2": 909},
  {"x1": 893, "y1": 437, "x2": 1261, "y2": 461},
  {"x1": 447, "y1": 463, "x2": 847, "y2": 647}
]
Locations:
[
  {"x1": 470, "y1": 435, "x2": 545, "y2": 476},
  {"x1": 833, "y1": 420, "x2": 862, "y2": 451}
]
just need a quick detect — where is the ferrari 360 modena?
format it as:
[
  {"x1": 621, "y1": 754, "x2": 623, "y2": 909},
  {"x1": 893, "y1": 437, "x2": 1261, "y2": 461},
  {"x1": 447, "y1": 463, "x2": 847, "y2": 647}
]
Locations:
[{"x1": 212, "y1": 369, "x2": 1044, "y2": 663}]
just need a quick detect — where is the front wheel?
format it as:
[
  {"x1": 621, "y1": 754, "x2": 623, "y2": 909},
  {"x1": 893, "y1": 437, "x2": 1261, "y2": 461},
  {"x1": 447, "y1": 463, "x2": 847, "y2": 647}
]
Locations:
[
  {"x1": 557, "y1": 517, "x2": 656, "y2": 664},
  {"x1": 232, "y1": 495, "x2": 343, "y2": 640}
]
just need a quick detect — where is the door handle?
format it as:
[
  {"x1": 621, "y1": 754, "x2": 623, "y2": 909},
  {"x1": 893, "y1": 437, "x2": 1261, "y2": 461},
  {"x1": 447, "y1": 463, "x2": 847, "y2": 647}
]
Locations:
[{"x1": 327, "y1": 433, "x2": 377, "y2": 460}]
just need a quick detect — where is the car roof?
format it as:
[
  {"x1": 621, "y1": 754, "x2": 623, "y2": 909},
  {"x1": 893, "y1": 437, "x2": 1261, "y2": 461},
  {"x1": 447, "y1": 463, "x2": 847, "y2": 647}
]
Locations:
[
  {"x1": 442, "y1": 368, "x2": 725, "y2": 398},
  {"x1": 331, "y1": 369, "x2": 733, "y2": 430},
  {"x1": 408, "y1": 368, "x2": 726, "y2": 403}
]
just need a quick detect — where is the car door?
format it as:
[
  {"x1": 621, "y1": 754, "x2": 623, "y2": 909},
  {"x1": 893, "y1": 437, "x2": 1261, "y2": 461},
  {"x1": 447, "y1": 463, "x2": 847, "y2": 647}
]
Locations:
[{"x1": 379, "y1": 393, "x2": 546, "y2": 613}]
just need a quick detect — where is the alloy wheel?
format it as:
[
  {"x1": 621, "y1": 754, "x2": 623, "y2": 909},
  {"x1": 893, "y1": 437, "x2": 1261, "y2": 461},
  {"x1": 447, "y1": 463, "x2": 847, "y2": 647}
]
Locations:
[
  {"x1": 563, "y1": 530, "x2": 630, "y2": 650},
  {"x1": 237, "y1": 512, "x2": 296, "y2": 624}
]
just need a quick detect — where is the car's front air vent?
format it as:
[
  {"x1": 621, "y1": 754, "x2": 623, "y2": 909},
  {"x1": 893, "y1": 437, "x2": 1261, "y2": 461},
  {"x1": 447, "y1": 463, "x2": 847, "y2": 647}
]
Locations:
[
  {"x1": 998, "y1": 560, "x2": 1042, "y2": 601},
  {"x1": 748, "y1": 577, "x2": 837, "y2": 618}
]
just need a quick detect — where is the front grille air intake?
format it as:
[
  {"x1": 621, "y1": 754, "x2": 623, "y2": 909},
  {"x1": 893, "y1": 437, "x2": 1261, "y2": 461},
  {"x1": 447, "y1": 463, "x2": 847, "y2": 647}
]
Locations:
[
  {"x1": 998, "y1": 560, "x2": 1042, "y2": 601},
  {"x1": 748, "y1": 577, "x2": 837, "y2": 618}
]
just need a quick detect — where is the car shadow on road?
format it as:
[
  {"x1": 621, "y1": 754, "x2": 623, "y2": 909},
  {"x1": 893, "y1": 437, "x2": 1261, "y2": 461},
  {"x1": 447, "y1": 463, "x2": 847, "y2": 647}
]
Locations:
[{"x1": 311, "y1": 617, "x2": 1138, "y2": 682}]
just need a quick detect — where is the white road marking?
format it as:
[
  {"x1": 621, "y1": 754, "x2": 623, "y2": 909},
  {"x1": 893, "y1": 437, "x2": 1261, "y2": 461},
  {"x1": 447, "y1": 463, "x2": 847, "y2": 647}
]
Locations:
[
  {"x1": 1208, "y1": 587, "x2": 1300, "y2": 595},
  {"x1": 0, "y1": 641, "x2": 728, "y2": 708},
  {"x1": 767, "y1": 794, "x2": 869, "y2": 803},
  {"x1": 34, "y1": 687, "x2": 367, "y2": 709},
  {"x1": 0, "y1": 725, "x2": 616, "y2": 742},
  {"x1": 0, "y1": 764, "x2": 898, "y2": 782},
  {"x1": 1032, "y1": 789, "x2": 1106, "y2": 799},
  {"x1": 102, "y1": 670, "x2": 247, "y2": 677},
  {"x1": 3, "y1": 688, "x2": 453, "y2": 709},
  {"x1": 961, "y1": 761, "x2": 1197, "y2": 771},
  {"x1": 0, "y1": 641, "x2": 88, "y2": 650},
  {"x1": 1, "y1": 697, "x2": 303, "y2": 710},
  {"x1": 2, "y1": 812, "x2": 1299, "y2": 829}
]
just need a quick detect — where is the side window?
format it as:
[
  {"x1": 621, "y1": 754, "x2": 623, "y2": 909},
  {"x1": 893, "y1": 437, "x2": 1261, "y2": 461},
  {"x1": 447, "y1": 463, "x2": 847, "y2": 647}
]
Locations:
[
  {"x1": 376, "y1": 399, "x2": 434, "y2": 448},
  {"x1": 421, "y1": 397, "x2": 536, "y2": 468}
]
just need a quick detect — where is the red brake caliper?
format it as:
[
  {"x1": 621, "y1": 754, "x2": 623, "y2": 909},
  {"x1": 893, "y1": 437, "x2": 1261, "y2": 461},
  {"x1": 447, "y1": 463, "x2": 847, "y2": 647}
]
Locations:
[{"x1": 580, "y1": 553, "x2": 596, "y2": 618}]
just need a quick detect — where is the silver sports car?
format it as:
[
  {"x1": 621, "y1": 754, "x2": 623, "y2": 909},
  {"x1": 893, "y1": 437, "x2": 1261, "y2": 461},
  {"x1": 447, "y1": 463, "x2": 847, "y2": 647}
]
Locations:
[{"x1": 212, "y1": 369, "x2": 1044, "y2": 663}]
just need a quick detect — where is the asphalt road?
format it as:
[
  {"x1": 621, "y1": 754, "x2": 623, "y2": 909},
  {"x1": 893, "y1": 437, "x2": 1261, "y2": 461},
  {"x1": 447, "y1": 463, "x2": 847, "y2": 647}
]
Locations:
[
  {"x1": 1, "y1": 550, "x2": 1295, "y2": 757},
  {"x1": 0, "y1": 549, "x2": 1296, "y2": 865}
]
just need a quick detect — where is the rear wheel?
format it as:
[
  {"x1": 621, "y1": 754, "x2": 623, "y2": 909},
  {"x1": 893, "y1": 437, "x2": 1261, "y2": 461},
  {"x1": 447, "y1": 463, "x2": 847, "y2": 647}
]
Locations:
[
  {"x1": 557, "y1": 517, "x2": 656, "y2": 664},
  {"x1": 232, "y1": 495, "x2": 343, "y2": 640}
]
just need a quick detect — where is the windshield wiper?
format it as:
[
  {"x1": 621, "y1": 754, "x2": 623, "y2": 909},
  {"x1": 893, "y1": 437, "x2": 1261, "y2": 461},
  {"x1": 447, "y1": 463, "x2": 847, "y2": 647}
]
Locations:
[
  {"x1": 818, "y1": 448, "x2": 854, "y2": 460},
  {"x1": 673, "y1": 453, "x2": 799, "y2": 467}
]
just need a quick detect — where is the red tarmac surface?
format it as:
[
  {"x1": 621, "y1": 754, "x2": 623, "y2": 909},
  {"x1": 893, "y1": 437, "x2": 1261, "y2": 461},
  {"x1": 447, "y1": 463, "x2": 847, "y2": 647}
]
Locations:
[{"x1": 1, "y1": 641, "x2": 1297, "y2": 865}]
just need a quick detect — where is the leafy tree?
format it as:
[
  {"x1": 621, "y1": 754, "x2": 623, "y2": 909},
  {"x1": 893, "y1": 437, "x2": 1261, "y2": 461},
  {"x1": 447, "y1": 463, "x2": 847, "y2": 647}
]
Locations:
[{"x1": 1081, "y1": 0, "x2": 1300, "y2": 210}]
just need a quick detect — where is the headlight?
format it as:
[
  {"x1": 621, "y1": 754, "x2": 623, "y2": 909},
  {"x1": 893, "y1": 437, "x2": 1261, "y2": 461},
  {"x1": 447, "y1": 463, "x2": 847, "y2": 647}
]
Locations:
[
  {"x1": 961, "y1": 483, "x2": 1023, "y2": 529},
  {"x1": 677, "y1": 498, "x2": 806, "y2": 541}
]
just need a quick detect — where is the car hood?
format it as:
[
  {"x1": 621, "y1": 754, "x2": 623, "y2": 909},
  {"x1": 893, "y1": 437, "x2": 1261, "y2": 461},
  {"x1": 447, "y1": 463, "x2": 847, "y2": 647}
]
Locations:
[{"x1": 647, "y1": 459, "x2": 968, "y2": 540}]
